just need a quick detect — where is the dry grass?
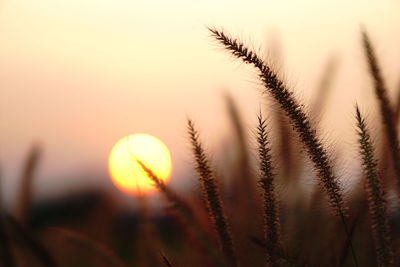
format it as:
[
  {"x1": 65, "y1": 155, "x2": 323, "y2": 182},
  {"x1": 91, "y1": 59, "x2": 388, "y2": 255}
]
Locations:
[
  {"x1": 1, "y1": 25, "x2": 400, "y2": 267},
  {"x1": 355, "y1": 105, "x2": 394, "y2": 266},
  {"x1": 362, "y1": 29, "x2": 400, "y2": 188},
  {"x1": 187, "y1": 119, "x2": 238, "y2": 267},
  {"x1": 256, "y1": 113, "x2": 281, "y2": 266},
  {"x1": 209, "y1": 27, "x2": 358, "y2": 266}
]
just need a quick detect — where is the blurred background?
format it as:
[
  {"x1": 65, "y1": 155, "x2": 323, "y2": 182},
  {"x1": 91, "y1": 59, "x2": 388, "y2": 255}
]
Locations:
[
  {"x1": 1, "y1": 0, "x2": 399, "y2": 207},
  {"x1": 0, "y1": 0, "x2": 399, "y2": 266}
]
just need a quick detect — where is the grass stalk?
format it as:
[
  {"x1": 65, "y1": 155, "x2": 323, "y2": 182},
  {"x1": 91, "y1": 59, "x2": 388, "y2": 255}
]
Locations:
[
  {"x1": 45, "y1": 227, "x2": 127, "y2": 267},
  {"x1": 137, "y1": 159, "x2": 223, "y2": 266},
  {"x1": 225, "y1": 93, "x2": 254, "y2": 197},
  {"x1": 187, "y1": 119, "x2": 238, "y2": 267},
  {"x1": 160, "y1": 251, "x2": 174, "y2": 267},
  {"x1": 14, "y1": 144, "x2": 41, "y2": 224},
  {"x1": 208, "y1": 27, "x2": 358, "y2": 266},
  {"x1": 355, "y1": 105, "x2": 394, "y2": 266},
  {"x1": 7, "y1": 214, "x2": 57, "y2": 267},
  {"x1": 310, "y1": 57, "x2": 339, "y2": 120},
  {"x1": 256, "y1": 113, "x2": 281, "y2": 266},
  {"x1": 361, "y1": 29, "x2": 400, "y2": 187}
]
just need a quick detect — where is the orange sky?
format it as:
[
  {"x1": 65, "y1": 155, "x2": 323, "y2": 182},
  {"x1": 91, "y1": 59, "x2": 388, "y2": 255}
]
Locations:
[{"x1": 0, "y1": 0, "x2": 399, "y2": 205}]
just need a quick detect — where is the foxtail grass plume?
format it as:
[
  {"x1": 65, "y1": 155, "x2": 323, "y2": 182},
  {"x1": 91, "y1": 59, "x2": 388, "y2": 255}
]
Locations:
[
  {"x1": 138, "y1": 159, "x2": 224, "y2": 266},
  {"x1": 136, "y1": 159, "x2": 194, "y2": 222},
  {"x1": 362, "y1": 29, "x2": 400, "y2": 187},
  {"x1": 209, "y1": 27, "x2": 358, "y2": 266},
  {"x1": 256, "y1": 113, "x2": 281, "y2": 266},
  {"x1": 355, "y1": 105, "x2": 393, "y2": 267},
  {"x1": 187, "y1": 119, "x2": 238, "y2": 267},
  {"x1": 209, "y1": 27, "x2": 344, "y2": 216}
]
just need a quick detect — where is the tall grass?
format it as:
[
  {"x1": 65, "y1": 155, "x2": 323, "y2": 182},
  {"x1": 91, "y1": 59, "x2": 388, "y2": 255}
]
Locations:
[
  {"x1": 361, "y1": 29, "x2": 400, "y2": 187},
  {"x1": 256, "y1": 113, "x2": 281, "y2": 266},
  {"x1": 1, "y1": 24, "x2": 400, "y2": 267},
  {"x1": 209, "y1": 27, "x2": 358, "y2": 266},
  {"x1": 355, "y1": 105, "x2": 394, "y2": 266},
  {"x1": 187, "y1": 119, "x2": 238, "y2": 267}
]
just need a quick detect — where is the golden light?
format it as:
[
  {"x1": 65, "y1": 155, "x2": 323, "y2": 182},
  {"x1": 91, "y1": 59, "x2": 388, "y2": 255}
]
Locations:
[{"x1": 108, "y1": 134, "x2": 172, "y2": 195}]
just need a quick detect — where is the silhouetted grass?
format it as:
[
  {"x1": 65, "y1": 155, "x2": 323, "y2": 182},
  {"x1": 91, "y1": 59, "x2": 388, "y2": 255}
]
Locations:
[
  {"x1": 5, "y1": 215, "x2": 57, "y2": 267},
  {"x1": 355, "y1": 105, "x2": 394, "y2": 266},
  {"x1": 187, "y1": 119, "x2": 238, "y2": 267},
  {"x1": 362, "y1": 29, "x2": 400, "y2": 188},
  {"x1": 160, "y1": 251, "x2": 174, "y2": 267},
  {"x1": 225, "y1": 93, "x2": 255, "y2": 204},
  {"x1": 311, "y1": 57, "x2": 339, "y2": 120},
  {"x1": 209, "y1": 27, "x2": 358, "y2": 266},
  {"x1": 14, "y1": 144, "x2": 41, "y2": 225},
  {"x1": 2, "y1": 22, "x2": 400, "y2": 267},
  {"x1": 256, "y1": 113, "x2": 281, "y2": 266},
  {"x1": 45, "y1": 227, "x2": 126, "y2": 267},
  {"x1": 137, "y1": 159, "x2": 221, "y2": 265}
]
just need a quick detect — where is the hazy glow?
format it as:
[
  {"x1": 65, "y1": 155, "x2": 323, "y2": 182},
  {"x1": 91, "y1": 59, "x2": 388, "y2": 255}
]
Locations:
[
  {"x1": 108, "y1": 134, "x2": 172, "y2": 195},
  {"x1": 0, "y1": 0, "x2": 399, "y2": 203}
]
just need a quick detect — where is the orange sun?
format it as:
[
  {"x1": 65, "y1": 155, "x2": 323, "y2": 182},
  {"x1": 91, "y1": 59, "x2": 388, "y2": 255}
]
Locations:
[{"x1": 108, "y1": 134, "x2": 172, "y2": 195}]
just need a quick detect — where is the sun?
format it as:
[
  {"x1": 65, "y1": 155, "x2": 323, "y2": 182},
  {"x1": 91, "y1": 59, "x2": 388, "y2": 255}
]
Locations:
[{"x1": 108, "y1": 134, "x2": 172, "y2": 195}]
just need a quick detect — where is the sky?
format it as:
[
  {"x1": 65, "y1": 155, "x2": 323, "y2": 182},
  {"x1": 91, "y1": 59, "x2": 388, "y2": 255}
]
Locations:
[{"x1": 0, "y1": 0, "x2": 399, "y2": 206}]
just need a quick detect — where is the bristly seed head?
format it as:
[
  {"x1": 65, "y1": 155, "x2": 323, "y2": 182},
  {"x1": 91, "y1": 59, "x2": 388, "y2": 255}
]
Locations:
[
  {"x1": 355, "y1": 105, "x2": 393, "y2": 267},
  {"x1": 187, "y1": 119, "x2": 238, "y2": 267},
  {"x1": 209, "y1": 27, "x2": 345, "y2": 216},
  {"x1": 257, "y1": 113, "x2": 281, "y2": 266},
  {"x1": 209, "y1": 26, "x2": 360, "y2": 267},
  {"x1": 361, "y1": 29, "x2": 400, "y2": 187}
]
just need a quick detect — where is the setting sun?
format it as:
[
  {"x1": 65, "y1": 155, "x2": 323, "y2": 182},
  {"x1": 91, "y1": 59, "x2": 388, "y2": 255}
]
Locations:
[{"x1": 108, "y1": 134, "x2": 172, "y2": 195}]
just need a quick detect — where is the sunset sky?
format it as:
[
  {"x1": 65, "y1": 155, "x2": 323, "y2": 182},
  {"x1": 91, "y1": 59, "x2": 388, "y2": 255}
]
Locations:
[{"x1": 0, "y1": 0, "x2": 399, "y2": 205}]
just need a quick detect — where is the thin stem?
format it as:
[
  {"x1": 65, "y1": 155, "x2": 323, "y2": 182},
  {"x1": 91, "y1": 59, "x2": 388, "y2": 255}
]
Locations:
[{"x1": 209, "y1": 27, "x2": 358, "y2": 267}]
